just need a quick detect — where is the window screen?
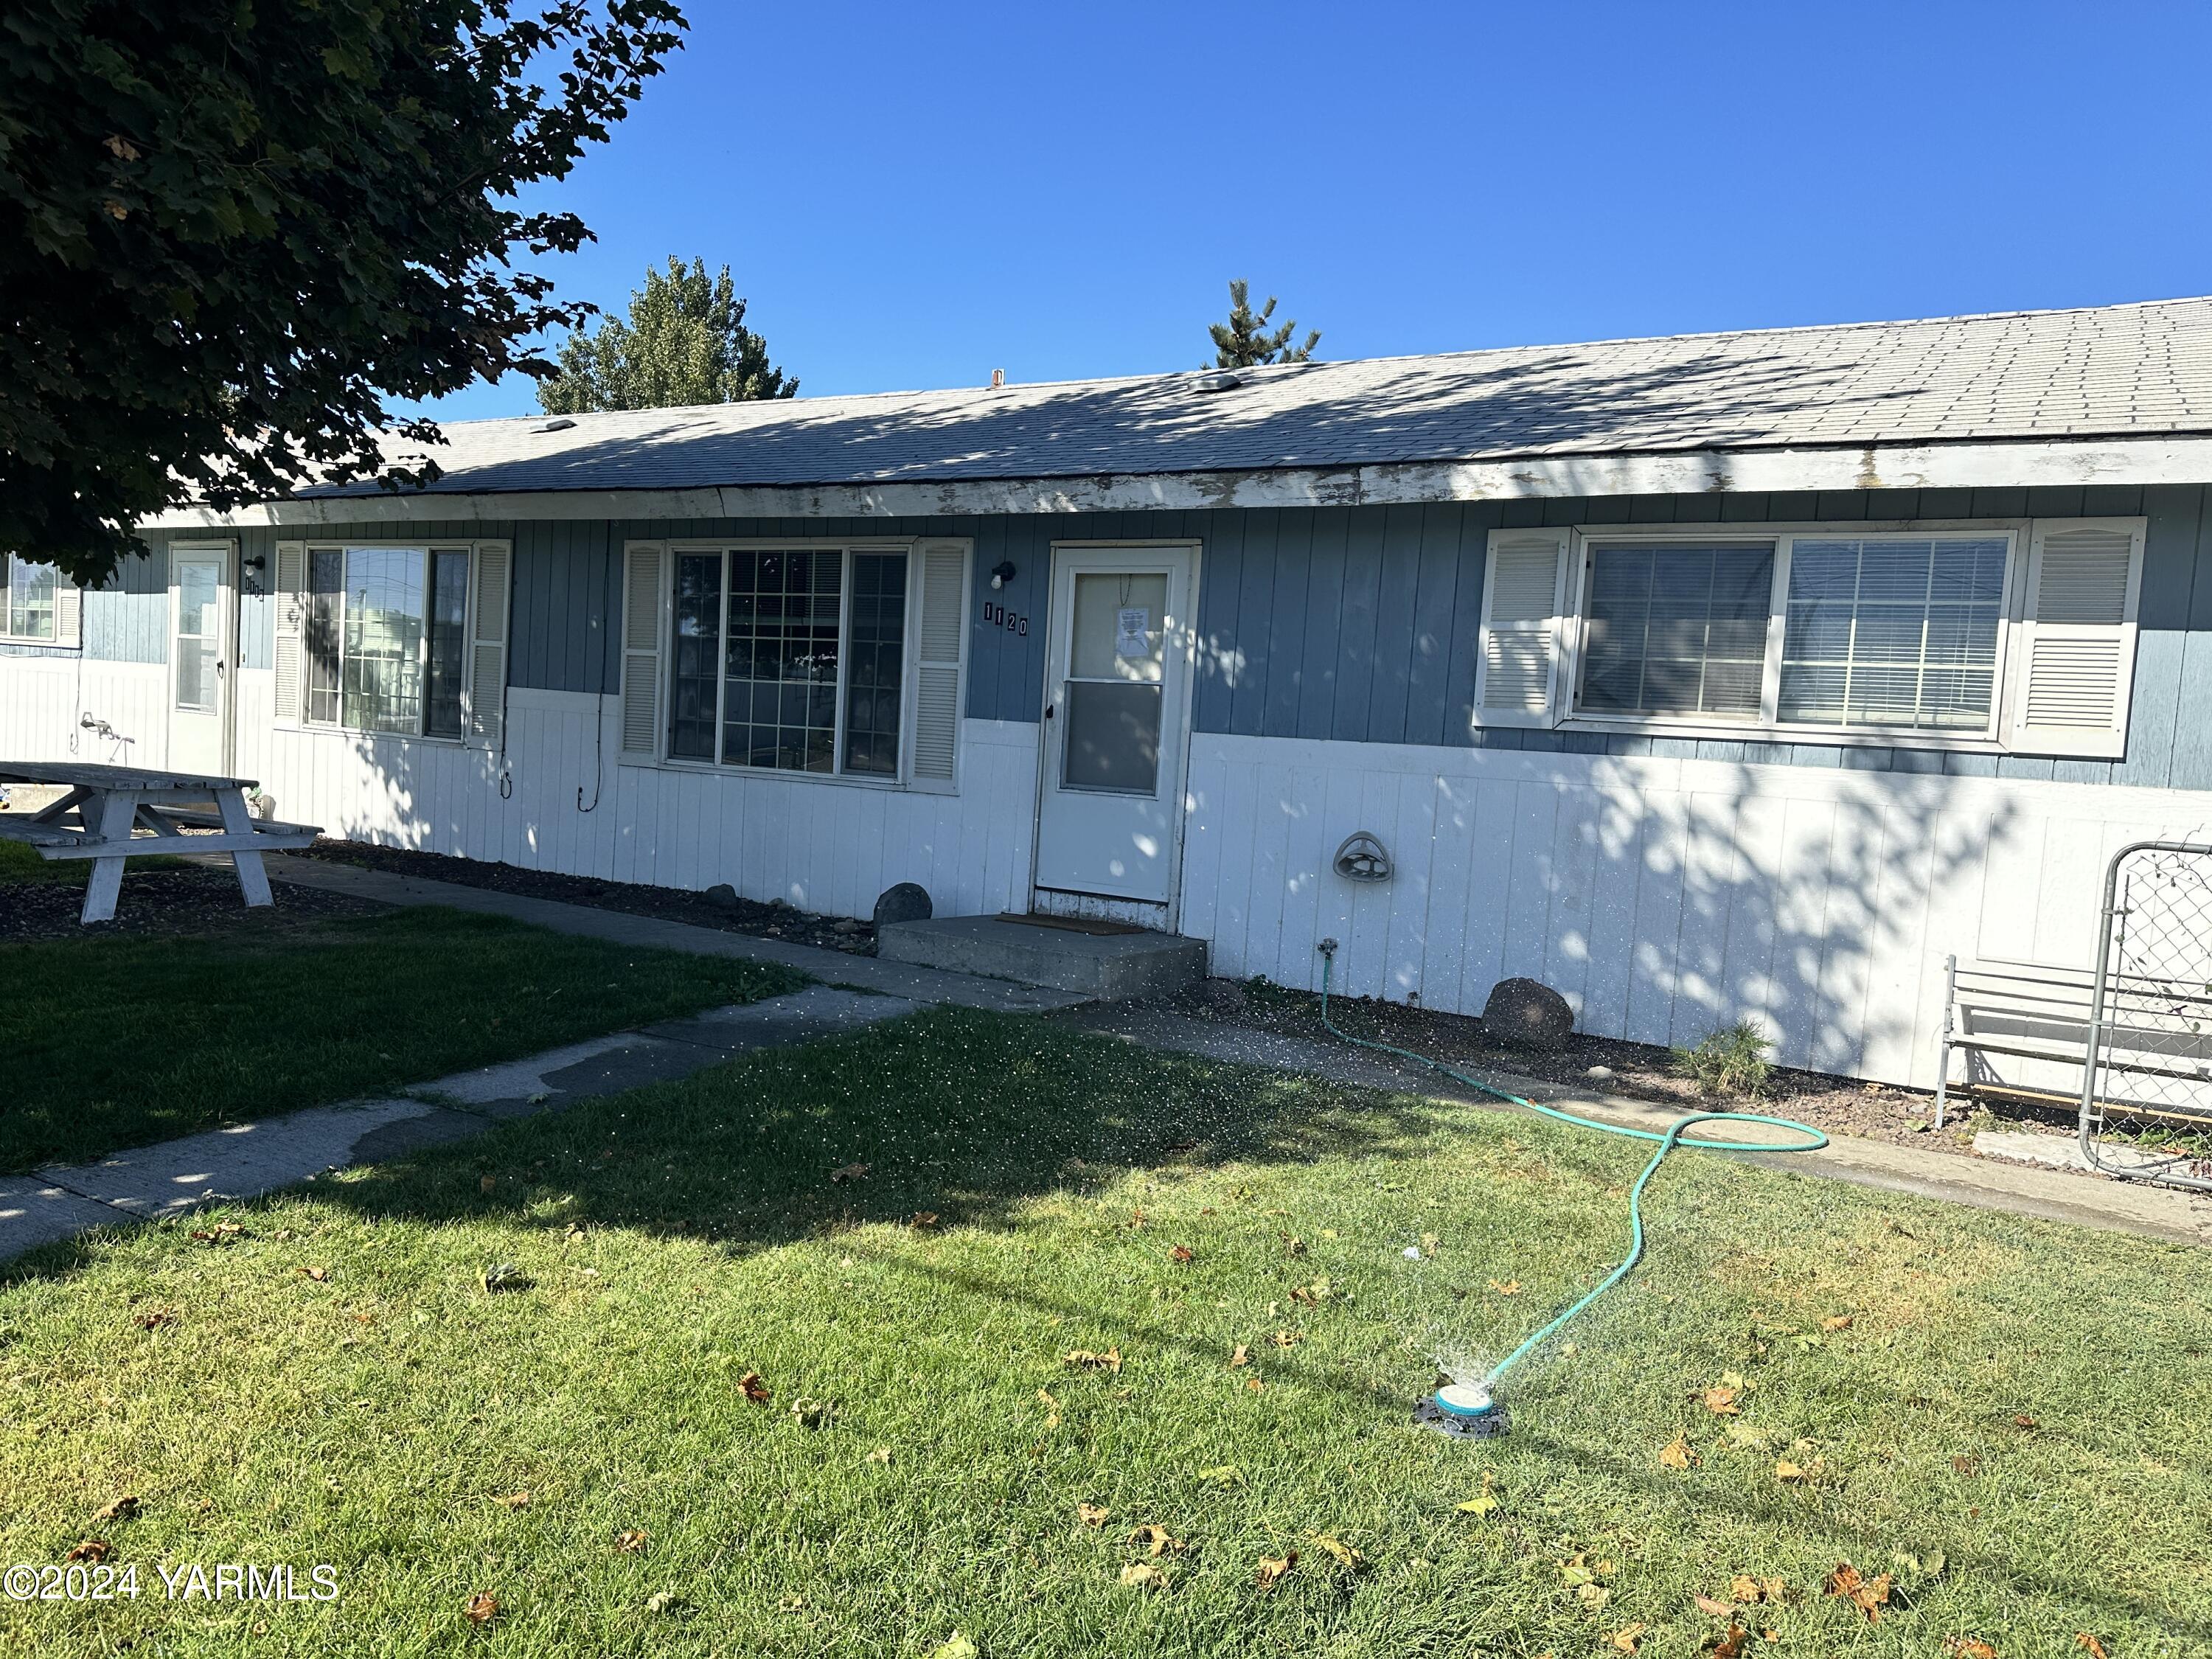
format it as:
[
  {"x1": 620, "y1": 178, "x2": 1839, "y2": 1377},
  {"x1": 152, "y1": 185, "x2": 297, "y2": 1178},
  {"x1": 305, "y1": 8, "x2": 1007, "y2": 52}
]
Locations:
[
  {"x1": 722, "y1": 549, "x2": 841, "y2": 773},
  {"x1": 1578, "y1": 543, "x2": 1774, "y2": 718},
  {"x1": 306, "y1": 550, "x2": 344, "y2": 726},
  {"x1": 842, "y1": 552, "x2": 908, "y2": 777},
  {"x1": 424, "y1": 549, "x2": 470, "y2": 739},
  {"x1": 1778, "y1": 537, "x2": 2006, "y2": 730}
]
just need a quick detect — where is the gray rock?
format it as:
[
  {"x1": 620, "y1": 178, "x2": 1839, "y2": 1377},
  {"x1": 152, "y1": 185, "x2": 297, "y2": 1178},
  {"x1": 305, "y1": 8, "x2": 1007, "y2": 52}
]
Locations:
[
  {"x1": 1481, "y1": 977, "x2": 1574, "y2": 1050},
  {"x1": 704, "y1": 883, "x2": 740, "y2": 908},
  {"x1": 872, "y1": 882, "x2": 933, "y2": 928},
  {"x1": 1584, "y1": 1064, "x2": 1615, "y2": 1082},
  {"x1": 832, "y1": 918, "x2": 865, "y2": 935}
]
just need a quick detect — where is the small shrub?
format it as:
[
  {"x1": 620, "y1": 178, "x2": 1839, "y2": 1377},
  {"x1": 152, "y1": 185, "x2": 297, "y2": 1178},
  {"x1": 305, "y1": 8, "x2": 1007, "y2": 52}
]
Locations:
[{"x1": 1674, "y1": 1020, "x2": 1773, "y2": 1098}]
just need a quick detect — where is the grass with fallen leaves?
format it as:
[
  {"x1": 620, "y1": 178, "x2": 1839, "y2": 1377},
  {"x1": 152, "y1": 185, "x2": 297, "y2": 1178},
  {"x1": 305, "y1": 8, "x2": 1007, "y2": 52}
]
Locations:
[
  {"x1": 1, "y1": 1008, "x2": 2205, "y2": 1656},
  {"x1": 0, "y1": 906, "x2": 804, "y2": 1171}
]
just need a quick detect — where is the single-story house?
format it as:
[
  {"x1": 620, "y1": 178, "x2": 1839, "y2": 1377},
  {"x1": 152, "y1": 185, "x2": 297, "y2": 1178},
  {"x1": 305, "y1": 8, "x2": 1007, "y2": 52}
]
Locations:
[{"x1": 7, "y1": 296, "x2": 2211, "y2": 1091}]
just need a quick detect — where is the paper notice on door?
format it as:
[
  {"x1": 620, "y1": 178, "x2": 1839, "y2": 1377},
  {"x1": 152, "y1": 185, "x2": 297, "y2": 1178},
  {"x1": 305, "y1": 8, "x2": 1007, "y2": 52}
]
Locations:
[{"x1": 1115, "y1": 606, "x2": 1151, "y2": 658}]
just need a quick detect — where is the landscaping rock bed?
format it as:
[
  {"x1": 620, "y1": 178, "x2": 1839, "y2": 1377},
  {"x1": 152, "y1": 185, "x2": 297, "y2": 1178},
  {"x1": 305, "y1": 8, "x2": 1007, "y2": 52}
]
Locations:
[
  {"x1": 0, "y1": 865, "x2": 386, "y2": 942},
  {"x1": 1141, "y1": 977, "x2": 2082, "y2": 1160},
  {"x1": 297, "y1": 838, "x2": 879, "y2": 955}
]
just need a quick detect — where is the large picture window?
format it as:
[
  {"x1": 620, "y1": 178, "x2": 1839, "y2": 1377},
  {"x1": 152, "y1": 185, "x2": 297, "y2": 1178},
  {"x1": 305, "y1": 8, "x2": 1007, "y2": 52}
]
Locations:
[
  {"x1": 666, "y1": 545, "x2": 908, "y2": 778},
  {"x1": 1567, "y1": 529, "x2": 2026, "y2": 739},
  {"x1": 303, "y1": 546, "x2": 475, "y2": 738}
]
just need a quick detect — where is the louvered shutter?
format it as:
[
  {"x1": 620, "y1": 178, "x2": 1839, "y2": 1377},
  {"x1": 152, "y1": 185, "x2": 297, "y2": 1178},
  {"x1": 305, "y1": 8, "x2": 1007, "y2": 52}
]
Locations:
[
  {"x1": 1474, "y1": 526, "x2": 1571, "y2": 728},
  {"x1": 2010, "y1": 520, "x2": 2143, "y2": 759},
  {"x1": 465, "y1": 540, "x2": 512, "y2": 751},
  {"x1": 52, "y1": 579, "x2": 82, "y2": 648},
  {"x1": 619, "y1": 542, "x2": 664, "y2": 762},
  {"x1": 272, "y1": 541, "x2": 306, "y2": 726},
  {"x1": 908, "y1": 541, "x2": 969, "y2": 787}
]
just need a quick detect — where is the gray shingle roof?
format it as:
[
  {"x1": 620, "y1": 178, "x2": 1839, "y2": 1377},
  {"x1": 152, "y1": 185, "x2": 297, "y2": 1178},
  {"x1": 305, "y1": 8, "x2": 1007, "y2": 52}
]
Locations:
[{"x1": 337, "y1": 296, "x2": 2212, "y2": 498}]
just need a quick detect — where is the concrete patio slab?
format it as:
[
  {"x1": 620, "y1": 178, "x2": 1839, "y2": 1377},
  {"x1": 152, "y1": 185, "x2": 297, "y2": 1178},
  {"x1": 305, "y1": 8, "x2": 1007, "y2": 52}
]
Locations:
[{"x1": 879, "y1": 915, "x2": 1207, "y2": 998}]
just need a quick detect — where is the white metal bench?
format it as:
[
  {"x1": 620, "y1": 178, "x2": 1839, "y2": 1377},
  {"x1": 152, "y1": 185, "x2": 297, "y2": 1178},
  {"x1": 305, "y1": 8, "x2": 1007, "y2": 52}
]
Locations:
[
  {"x1": 0, "y1": 762, "x2": 319, "y2": 925},
  {"x1": 1934, "y1": 953, "x2": 2212, "y2": 1130}
]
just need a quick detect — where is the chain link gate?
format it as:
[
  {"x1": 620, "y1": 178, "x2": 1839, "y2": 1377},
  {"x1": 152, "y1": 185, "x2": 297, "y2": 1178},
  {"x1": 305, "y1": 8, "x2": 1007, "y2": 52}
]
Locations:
[{"x1": 2079, "y1": 840, "x2": 2212, "y2": 1191}]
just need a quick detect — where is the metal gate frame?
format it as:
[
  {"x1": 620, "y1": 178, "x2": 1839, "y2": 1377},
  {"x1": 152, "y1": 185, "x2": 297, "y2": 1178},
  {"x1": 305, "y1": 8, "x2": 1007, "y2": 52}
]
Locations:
[{"x1": 2079, "y1": 838, "x2": 2212, "y2": 1192}]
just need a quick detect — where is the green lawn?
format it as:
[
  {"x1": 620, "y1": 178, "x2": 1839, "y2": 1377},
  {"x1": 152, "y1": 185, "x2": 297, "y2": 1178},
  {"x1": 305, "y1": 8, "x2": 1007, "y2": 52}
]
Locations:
[
  {"x1": 0, "y1": 1009, "x2": 2202, "y2": 1656},
  {"x1": 0, "y1": 905, "x2": 804, "y2": 1172}
]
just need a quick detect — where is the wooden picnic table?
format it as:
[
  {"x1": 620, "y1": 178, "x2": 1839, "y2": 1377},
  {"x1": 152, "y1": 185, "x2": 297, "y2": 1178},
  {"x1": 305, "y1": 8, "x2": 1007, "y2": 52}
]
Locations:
[{"x1": 0, "y1": 762, "x2": 321, "y2": 925}]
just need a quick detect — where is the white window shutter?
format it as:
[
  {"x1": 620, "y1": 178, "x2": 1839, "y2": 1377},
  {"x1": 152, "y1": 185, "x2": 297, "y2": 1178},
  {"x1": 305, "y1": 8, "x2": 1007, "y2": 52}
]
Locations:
[
  {"x1": 272, "y1": 541, "x2": 306, "y2": 727},
  {"x1": 909, "y1": 540, "x2": 969, "y2": 787},
  {"x1": 619, "y1": 541, "x2": 665, "y2": 763},
  {"x1": 466, "y1": 540, "x2": 512, "y2": 751},
  {"x1": 53, "y1": 579, "x2": 82, "y2": 648},
  {"x1": 1473, "y1": 526, "x2": 1571, "y2": 728},
  {"x1": 2010, "y1": 519, "x2": 2143, "y2": 759}
]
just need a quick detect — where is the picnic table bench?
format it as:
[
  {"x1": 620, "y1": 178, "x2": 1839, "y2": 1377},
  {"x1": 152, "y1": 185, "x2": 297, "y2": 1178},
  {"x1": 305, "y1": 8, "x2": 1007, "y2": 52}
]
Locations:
[{"x1": 0, "y1": 762, "x2": 320, "y2": 925}]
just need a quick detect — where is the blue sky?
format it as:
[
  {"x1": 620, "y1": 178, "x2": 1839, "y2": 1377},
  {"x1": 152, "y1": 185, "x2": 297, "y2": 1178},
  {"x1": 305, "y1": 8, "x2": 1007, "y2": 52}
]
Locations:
[{"x1": 407, "y1": 0, "x2": 2212, "y2": 423}]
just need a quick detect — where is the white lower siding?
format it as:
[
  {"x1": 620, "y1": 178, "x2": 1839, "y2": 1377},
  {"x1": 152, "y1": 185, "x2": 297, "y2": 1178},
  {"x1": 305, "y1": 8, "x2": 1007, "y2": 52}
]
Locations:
[
  {"x1": 1180, "y1": 731, "x2": 2212, "y2": 1089},
  {"x1": 0, "y1": 658, "x2": 170, "y2": 770},
  {"x1": 244, "y1": 688, "x2": 1039, "y2": 922}
]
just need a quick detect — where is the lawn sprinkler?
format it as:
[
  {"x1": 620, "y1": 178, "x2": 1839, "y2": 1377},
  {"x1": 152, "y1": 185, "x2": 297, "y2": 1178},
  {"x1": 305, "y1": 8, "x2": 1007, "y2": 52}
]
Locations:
[
  {"x1": 1308, "y1": 937, "x2": 1829, "y2": 1441},
  {"x1": 1413, "y1": 1378, "x2": 1509, "y2": 1439}
]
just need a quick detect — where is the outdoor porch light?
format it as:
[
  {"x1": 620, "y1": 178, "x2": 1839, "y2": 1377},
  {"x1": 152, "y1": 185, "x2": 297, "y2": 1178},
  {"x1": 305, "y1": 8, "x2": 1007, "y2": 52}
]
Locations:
[{"x1": 990, "y1": 560, "x2": 1017, "y2": 590}]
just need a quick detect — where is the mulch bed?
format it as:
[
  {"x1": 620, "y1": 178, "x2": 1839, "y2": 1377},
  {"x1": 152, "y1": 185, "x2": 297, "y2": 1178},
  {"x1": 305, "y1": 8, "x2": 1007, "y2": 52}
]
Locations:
[
  {"x1": 0, "y1": 866, "x2": 389, "y2": 942},
  {"x1": 1142, "y1": 979, "x2": 2070, "y2": 1161},
  {"x1": 296, "y1": 838, "x2": 879, "y2": 956}
]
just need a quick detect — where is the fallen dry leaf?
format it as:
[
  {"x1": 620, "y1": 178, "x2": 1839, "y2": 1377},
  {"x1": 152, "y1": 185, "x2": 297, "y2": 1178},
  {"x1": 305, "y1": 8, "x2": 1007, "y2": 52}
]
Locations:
[
  {"x1": 1311, "y1": 1534, "x2": 1363, "y2": 1570},
  {"x1": 1703, "y1": 1384, "x2": 1741, "y2": 1415},
  {"x1": 1119, "y1": 1561, "x2": 1166, "y2": 1589},
  {"x1": 1169, "y1": 1245, "x2": 1194, "y2": 1264},
  {"x1": 1947, "y1": 1642, "x2": 1998, "y2": 1659},
  {"x1": 1487, "y1": 1278, "x2": 1521, "y2": 1296},
  {"x1": 2076, "y1": 1636, "x2": 2109, "y2": 1659},
  {"x1": 1728, "y1": 1573, "x2": 1787, "y2": 1604},
  {"x1": 1952, "y1": 1453, "x2": 1982, "y2": 1475},
  {"x1": 910, "y1": 1211, "x2": 939, "y2": 1228},
  {"x1": 1695, "y1": 1593, "x2": 1733, "y2": 1616},
  {"x1": 1825, "y1": 1562, "x2": 1892, "y2": 1623},
  {"x1": 829, "y1": 1162, "x2": 869, "y2": 1183},
  {"x1": 1255, "y1": 1550, "x2": 1298, "y2": 1589},
  {"x1": 298, "y1": 1265, "x2": 330, "y2": 1283},
  {"x1": 1244, "y1": 1376, "x2": 1263, "y2": 1392},
  {"x1": 1455, "y1": 1474, "x2": 1502, "y2": 1515},
  {"x1": 1420, "y1": 1232, "x2": 1439, "y2": 1256},
  {"x1": 1228, "y1": 1343, "x2": 1251, "y2": 1368},
  {"x1": 1037, "y1": 1388, "x2": 1062, "y2": 1428},
  {"x1": 1774, "y1": 1459, "x2": 1806, "y2": 1483},
  {"x1": 1659, "y1": 1436, "x2": 1697, "y2": 1470},
  {"x1": 1281, "y1": 1234, "x2": 1306, "y2": 1256},
  {"x1": 1126, "y1": 1523, "x2": 1180, "y2": 1557},
  {"x1": 613, "y1": 1529, "x2": 647, "y2": 1554},
  {"x1": 464, "y1": 1590, "x2": 499, "y2": 1626},
  {"x1": 1611, "y1": 1624, "x2": 1649, "y2": 1653},
  {"x1": 866, "y1": 1447, "x2": 893, "y2": 1464},
  {"x1": 1062, "y1": 1347, "x2": 1123, "y2": 1373},
  {"x1": 493, "y1": 1492, "x2": 532, "y2": 1510},
  {"x1": 479, "y1": 1174, "x2": 497, "y2": 1194},
  {"x1": 739, "y1": 1371, "x2": 771, "y2": 1405},
  {"x1": 1076, "y1": 1502, "x2": 1110, "y2": 1527},
  {"x1": 133, "y1": 1307, "x2": 178, "y2": 1330},
  {"x1": 1708, "y1": 1624, "x2": 1750, "y2": 1658},
  {"x1": 777, "y1": 1594, "x2": 807, "y2": 1613},
  {"x1": 1821, "y1": 1314, "x2": 1854, "y2": 1331},
  {"x1": 788, "y1": 1397, "x2": 835, "y2": 1429},
  {"x1": 2014, "y1": 1414, "x2": 2039, "y2": 1430},
  {"x1": 66, "y1": 1540, "x2": 112, "y2": 1564},
  {"x1": 1127, "y1": 1208, "x2": 1145, "y2": 1230},
  {"x1": 94, "y1": 1495, "x2": 138, "y2": 1524},
  {"x1": 1270, "y1": 1329, "x2": 1299, "y2": 1349}
]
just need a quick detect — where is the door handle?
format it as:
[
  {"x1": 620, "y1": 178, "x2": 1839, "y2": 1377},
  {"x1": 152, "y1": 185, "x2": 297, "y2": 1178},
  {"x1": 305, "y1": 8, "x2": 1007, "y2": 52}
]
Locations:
[{"x1": 1044, "y1": 704, "x2": 1054, "y2": 720}]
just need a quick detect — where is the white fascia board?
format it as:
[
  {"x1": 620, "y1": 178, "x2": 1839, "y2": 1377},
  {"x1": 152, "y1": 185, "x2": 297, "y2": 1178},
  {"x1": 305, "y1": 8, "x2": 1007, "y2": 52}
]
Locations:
[{"x1": 136, "y1": 434, "x2": 2212, "y2": 530}]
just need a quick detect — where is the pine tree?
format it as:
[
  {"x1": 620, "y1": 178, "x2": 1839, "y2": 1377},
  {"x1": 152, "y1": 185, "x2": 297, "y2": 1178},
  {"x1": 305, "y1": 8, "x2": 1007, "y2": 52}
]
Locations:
[
  {"x1": 1206, "y1": 279, "x2": 1321, "y2": 369},
  {"x1": 539, "y1": 257, "x2": 796, "y2": 414}
]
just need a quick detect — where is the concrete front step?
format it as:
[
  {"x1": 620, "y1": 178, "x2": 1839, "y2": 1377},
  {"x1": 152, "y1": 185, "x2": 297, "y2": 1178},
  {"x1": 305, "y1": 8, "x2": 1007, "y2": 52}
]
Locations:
[{"x1": 877, "y1": 916, "x2": 1206, "y2": 999}]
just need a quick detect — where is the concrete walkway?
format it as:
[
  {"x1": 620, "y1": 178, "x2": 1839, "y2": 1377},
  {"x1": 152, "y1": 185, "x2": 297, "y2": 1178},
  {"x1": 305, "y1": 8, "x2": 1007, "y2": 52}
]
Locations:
[
  {"x1": 1059, "y1": 1004, "x2": 2212, "y2": 1249},
  {"x1": 0, "y1": 985, "x2": 922, "y2": 1263}
]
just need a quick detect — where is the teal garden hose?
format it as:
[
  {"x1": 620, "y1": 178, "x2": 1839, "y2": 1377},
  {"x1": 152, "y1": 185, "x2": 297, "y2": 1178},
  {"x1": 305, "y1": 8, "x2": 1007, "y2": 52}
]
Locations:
[{"x1": 1312, "y1": 940, "x2": 1829, "y2": 1436}]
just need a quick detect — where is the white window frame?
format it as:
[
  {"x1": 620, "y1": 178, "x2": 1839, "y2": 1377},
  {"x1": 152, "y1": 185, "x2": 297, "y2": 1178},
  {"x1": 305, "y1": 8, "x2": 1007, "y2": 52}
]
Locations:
[
  {"x1": 646, "y1": 537, "x2": 943, "y2": 790},
  {"x1": 0, "y1": 554, "x2": 70, "y2": 644},
  {"x1": 1554, "y1": 518, "x2": 2048, "y2": 752},
  {"x1": 297, "y1": 541, "x2": 488, "y2": 744}
]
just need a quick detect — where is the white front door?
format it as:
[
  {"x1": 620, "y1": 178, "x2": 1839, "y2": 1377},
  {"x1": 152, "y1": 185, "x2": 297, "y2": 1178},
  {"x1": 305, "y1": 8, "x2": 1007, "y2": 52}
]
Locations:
[
  {"x1": 1033, "y1": 543, "x2": 1198, "y2": 909},
  {"x1": 169, "y1": 547, "x2": 234, "y2": 776}
]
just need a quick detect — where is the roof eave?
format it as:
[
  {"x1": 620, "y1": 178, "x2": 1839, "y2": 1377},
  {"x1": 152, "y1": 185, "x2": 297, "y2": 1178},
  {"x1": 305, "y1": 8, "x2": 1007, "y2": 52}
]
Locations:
[{"x1": 137, "y1": 431, "x2": 2212, "y2": 530}]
